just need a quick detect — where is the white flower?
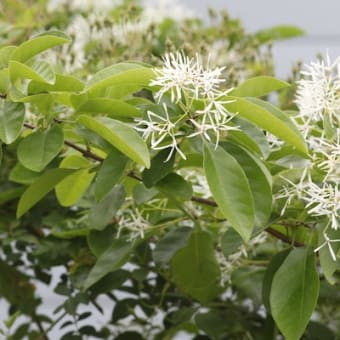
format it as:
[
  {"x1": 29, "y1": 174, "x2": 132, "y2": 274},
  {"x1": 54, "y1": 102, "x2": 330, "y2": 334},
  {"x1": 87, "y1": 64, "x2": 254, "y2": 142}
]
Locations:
[
  {"x1": 118, "y1": 208, "x2": 150, "y2": 240},
  {"x1": 314, "y1": 231, "x2": 340, "y2": 261},
  {"x1": 304, "y1": 182, "x2": 339, "y2": 231},
  {"x1": 135, "y1": 103, "x2": 186, "y2": 161},
  {"x1": 151, "y1": 52, "x2": 227, "y2": 103},
  {"x1": 295, "y1": 53, "x2": 340, "y2": 128}
]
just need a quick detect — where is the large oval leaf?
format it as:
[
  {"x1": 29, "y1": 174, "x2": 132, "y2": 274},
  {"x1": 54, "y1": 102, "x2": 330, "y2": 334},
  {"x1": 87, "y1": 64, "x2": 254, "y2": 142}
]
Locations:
[
  {"x1": 224, "y1": 97, "x2": 308, "y2": 154},
  {"x1": 270, "y1": 248, "x2": 319, "y2": 340},
  {"x1": 222, "y1": 142, "x2": 272, "y2": 226},
  {"x1": 10, "y1": 31, "x2": 70, "y2": 63},
  {"x1": 230, "y1": 76, "x2": 290, "y2": 97},
  {"x1": 55, "y1": 155, "x2": 95, "y2": 207},
  {"x1": 17, "y1": 125, "x2": 64, "y2": 172},
  {"x1": 171, "y1": 230, "x2": 221, "y2": 303},
  {"x1": 78, "y1": 115, "x2": 150, "y2": 168},
  {"x1": 76, "y1": 98, "x2": 141, "y2": 119},
  {"x1": 16, "y1": 168, "x2": 75, "y2": 218},
  {"x1": 0, "y1": 100, "x2": 25, "y2": 144},
  {"x1": 203, "y1": 143, "x2": 255, "y2": 242}
]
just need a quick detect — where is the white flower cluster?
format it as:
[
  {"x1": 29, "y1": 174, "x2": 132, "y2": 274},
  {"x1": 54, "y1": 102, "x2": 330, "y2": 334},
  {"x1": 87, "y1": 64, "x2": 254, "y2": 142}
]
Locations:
[
  {"x1": 277, "y1": 54, "x2": 340, "y2": 260},
  {"x1": 137, "y1": 52, "x2": 237, "y2": 160}
]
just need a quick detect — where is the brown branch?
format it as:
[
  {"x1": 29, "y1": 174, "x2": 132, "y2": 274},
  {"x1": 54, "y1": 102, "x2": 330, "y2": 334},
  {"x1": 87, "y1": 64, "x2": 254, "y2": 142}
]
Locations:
[{"x1": 266, "y1": 227, "x2": 305, "y2": 247}]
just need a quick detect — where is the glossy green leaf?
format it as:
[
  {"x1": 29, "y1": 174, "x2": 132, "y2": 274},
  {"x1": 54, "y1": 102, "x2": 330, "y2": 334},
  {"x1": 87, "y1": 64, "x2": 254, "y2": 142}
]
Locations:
[
  {"x1": 89, "y1": 185, "x2": 125, "y2": 230},
  {"x1": 156, "y1": 173, "x2": 193, "y2": 201},
  {"x1": 171, "y1": 230, "x2": 221, "y2": 302},
  {"x1": 10, "y1": 31, "x2": 71, "y2": 63},
  {"x1": 78, "y1": 115, "x2": 150, "y2": 168},
  {"x1": 230, "y1": 76, "x2": 290, "y2": 97},
  {"x1": 94, "y1": 148, "x2": 128, "y2": 201},
  {"x1": 84, "y1": 237, "x2": 134, "y2": 290},
  {"x1": 86, "y1": 63, "x2": 154, "y2": 96},
  {"x1": 0, "y1": 100, "x2": 25, "y2": 144},
  {"x1": 76, "y1": 98, "x2": 140, "y2": 118},
  {"x1": 55, "y1": 155, "x2": 95, "y2": 207},
  {"x1": 142, "y1": 149, "x2": 176, "y2": 188},
  {"x1": 204, "y1": 143, "x2": 255, "y2": 242},
  {"x1": 9, "y1": 162, "x2": 41, "y2": 184},
  {"x1": 17, "y1": 125, "x2": 64, "y2": 172},
  {"x1": 16, "y1": 168, "x2": 74, "y2": 218},
  {"x1": 222, "y1": 142, "x2": 272, "y2": 226},
  {"x1": 262, "y1": 249, "x2": 291, "y2": 312},
  {"x1": 9, "y1": 60, "x2": 56, "y2": 84},
  {"x1": 153, "y1": 226, "x2": 192, "y2": 265},
  {"x1": 224, "y1": 97, "x2": 308, "y2": 154},
  {"x1": 28, "y1": 74, "x2": 84, "y2": 94},
  {"x1": 270, "y1": 248, "x2": 319, "y2": 340}
]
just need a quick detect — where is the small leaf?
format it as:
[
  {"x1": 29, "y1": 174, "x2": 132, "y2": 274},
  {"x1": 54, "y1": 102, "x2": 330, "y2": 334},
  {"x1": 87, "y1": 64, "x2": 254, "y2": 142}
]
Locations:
[
  {"x1": 204, "y1": 143, "x2": 255, "y2": 242},
  {"x1": 270, "y1": 248, "x2": 319, "y2": 340},
  {"x1": 84, "y1": 238, "x2": 134, "y2": 290},
  {"x1": 87, "y1": 226, "x2": 115, "y2": 258},
  {"x1": 17, "y1": 168, "x2": 74, "y2": 217},
  {"x1": 221, "y1": 228, "x2": 244, "y2": 257},
  {"x1": 230, "y1": 76, "x2": 290, "y2": 97},
  {"x1": 153, "y1": 226, "x2": 192, "y2": 265},
  {"x1": 171, "y1": 230, "x2": 221, "y2": 302},
  {"x1": 78, "y1": 115, "x2": 150, "y2": 168},
  {"x1": 142, "y1": 149, "x2": 176, "y2": 188},
  {"x1": 9, "y1": 162, "x2": 41, "y2": 184},
  {"x1": 94, "y1": 148, "x2": 128, "y2": 201},
  {"x1": 55, "y1": 155, "x2": 95, "y2": 207},
  {"x1": 0, "y1": 101, "x2": 25, "y2": 144},
  {"x1": 89, "y1": 185, "x2": 125, "y2": 230},
  {"x1": 17, "y1": 125, "x2": 64, "y2": 172},
  {"x1": 255, "y1": 25, "x2": 304, "y2": 44}
]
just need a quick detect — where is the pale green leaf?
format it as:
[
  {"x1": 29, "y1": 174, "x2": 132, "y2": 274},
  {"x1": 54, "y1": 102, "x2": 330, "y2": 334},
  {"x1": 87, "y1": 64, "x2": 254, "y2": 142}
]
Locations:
[
  {"x1": 78, "y1": 115, "x2": 150, "y2": 168},
  {"x1": 16, "y1": 168, "x2": 74, "y2": 218},
  {"x1": 17, "y1": 125, "x2": 64, "y2": 172},
  {"x1": 0, "y1": 100, "x2": 25, "y2": 144}
]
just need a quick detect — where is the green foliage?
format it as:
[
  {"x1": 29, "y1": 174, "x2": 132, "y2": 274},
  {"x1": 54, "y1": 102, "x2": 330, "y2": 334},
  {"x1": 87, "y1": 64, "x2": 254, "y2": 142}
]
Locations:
[{"x1": 0, "y1": 1, "x2": 337, "y2": 339}]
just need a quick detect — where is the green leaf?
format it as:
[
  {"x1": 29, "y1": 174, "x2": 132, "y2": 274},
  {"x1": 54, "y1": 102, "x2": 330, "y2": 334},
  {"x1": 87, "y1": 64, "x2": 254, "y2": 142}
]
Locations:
[
  {"x1": 230, "y1": 76, "x2": 290, "y2": 97},
  {"x1": 142, "y1": 149, "x2": 176, "y2": 188},
  {"x1": 16, "y1": 168, "x2": 74, "y2": 217},
  {"x1": 28, "y1": 74, "x2": 84, "y2": 94},
  {"x1": 17, "y1": 125, "x2": 64, "y2": 172},
  {"x1": 171, "y1": 230, "x2": 221, "y2": 302},
  {"x1": 153, "y1": 226, "x2": 192, "y2": 265},
  {"x1": 222, "y1": 142, "x2": 272, "y2": 226},
  {"x1": 87, "y1": 226, "x2": 115, "y2": 258},
  {"x1": 84, "y1": 238, "x2": 134, "y2": 290},
  {"x1": 203, "y1": 143, "x2": 255, "y2": 242},
  {"x1": 224, "y1": 97, "x2": 308, "y2": 155},
  {"x1": 76, "y1": 98, "x2": 141, "y2": 119},
  {"x1": 86, "y1": 63, "x2": 154, "y2": 96},
  {"x1": 88, "y1": 185, "x2": 125, "y2": 230},
  {"x1": 262, "y1": 249, "x2": 291, "y2": 312},
  {"x1": 221, "y1": 228, "x2": 244, "y2": 257},
  {"x1": 9, "y1": 162, "x2": 41, "y2": 184},
  {"x1": 318, "y1": 228, "x2": 340, "y2": 284},
  {"x1": 0, "y1": 46, "x2": 16, "y2": 68},
  {"x1": 156, "y1": 173, "x2": 193, "y2": 201},
  {"x1": 195, "y1": 311, "x2": 229, "y2": 339},
  {"x1": 133, "y1": 183, "x2": 158, "y2": 205},
  {"x1": 0, "y1": 100, "x2": 25, "y2": 144},
  {"x1": 10, "y1": 31, "x2": 71, "y2": 63},
  {"x1": 78, "y1": 115, "x2": 150, "y2": 168},
  {"x1": 94, "y1": 148, "x2": 128, "y2": 201},
  {"x1": 270, "y1": 248, "x2": 319, "y2": 340},
  {"x1": 255, "y1": 25, "x2": 304, "y2": 44},
  {"x1": 9, "y1": 60, "x2": 56, "y2": 84},
  {"x1": 55, "y1": 155, "x2": 95, "y2": 207}
]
